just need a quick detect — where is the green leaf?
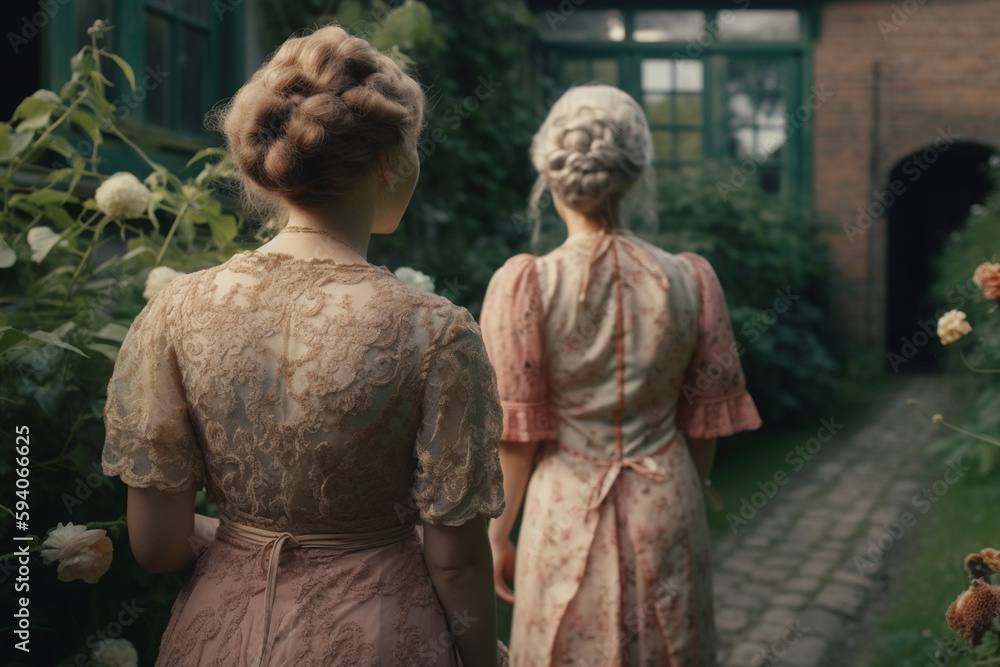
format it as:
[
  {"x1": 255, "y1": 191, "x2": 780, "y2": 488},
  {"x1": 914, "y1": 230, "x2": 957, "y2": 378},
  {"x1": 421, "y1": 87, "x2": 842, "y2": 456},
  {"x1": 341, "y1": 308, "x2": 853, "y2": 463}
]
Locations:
[
  {"x1": 85, "y1": 342, "x2": 120, "y2": 362},
  {"x1": 26, "y1": 188, "x2": 70, "y2": 206},
  {"x1": 0, "y1": 327, "x2": 30, "y2": 354},
  {"x1": 0, "y1": 235, "x2": 14, "y2": 269},
  {"x1": 46, "y1": 136, "x2": 77, "y2": 159},
  {"x1": 43, "y1": 205, "x2": 77, "y2": 230},
  {"x1": 69, "y1": 109, "x2": 102, "y2": 143},
  {"x1": 187, "y1": 147, "x2": 226, "y2": 168},
  {"x1": 0, "y1": 123, "x2": 9, "y2": 157},
  {"x1": 13, "y1": 96, "x2": 59, "y2": 123},
  {"x1": 95, "y1": 322, "x2": 130, "y2": 343},
  {"x1": 208, "y1": 214, "x2": 238, "y2": 246},
  {"x1": 46, "y1": 166, "x2": 80, "y2": 183},
  {"x1": 26, "y1": 330, "x2": 89, "y2": 358},
  {"x1": 0, "y1": 130, "x2": 33, "y2": 162},
  {"x1": 105, "y1": 52, "x2": 136, "y2": 90}
]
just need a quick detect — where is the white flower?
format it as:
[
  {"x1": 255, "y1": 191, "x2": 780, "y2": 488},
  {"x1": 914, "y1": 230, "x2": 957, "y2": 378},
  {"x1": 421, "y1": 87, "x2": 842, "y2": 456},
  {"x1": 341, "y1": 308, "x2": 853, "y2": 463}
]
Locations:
[
  {"x1": 41, "y1": 522, "x2": 113, "y2": 584},
  {"x1": 989, "y1": 154, "x2": 1000, "y2": 169},
  {"x1": 937, "y1": 309, "x2": 972, "y2": 345},
  {"x1": 0, "y1": 234, "x2": 15, "y2": 268},
  {"x1": 91, "y1": 638, "x2": 138, "y2": 667},
  {"x1": 27, "y1": 226, "x2": 68, "y2": 262},
  {"x1": 143, "y1": 266, "x2": 185, "y2": 300},
  {"x1": 95, "y1": 172, "x2": 151, "y2": 218},
  {"x1": 394, "y1": 266, "x2": 435, "y2": 293}
]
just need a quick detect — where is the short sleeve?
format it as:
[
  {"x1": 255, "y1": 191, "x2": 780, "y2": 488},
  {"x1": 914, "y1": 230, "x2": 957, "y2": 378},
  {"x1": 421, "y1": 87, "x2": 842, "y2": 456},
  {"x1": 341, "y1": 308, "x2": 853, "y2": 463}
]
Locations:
[
  {"x1": 102, "y1": 286, "x2": 204, "y2": 492},
  {"x1": 676, "y1": 253, "x2": 763, "y2": 439},
  {"x1": 480, "y1": 254, "x2": 558, "y2": 443},
  {"x1": 412, "y1": 308, "x2": 505, "y2": 526}
]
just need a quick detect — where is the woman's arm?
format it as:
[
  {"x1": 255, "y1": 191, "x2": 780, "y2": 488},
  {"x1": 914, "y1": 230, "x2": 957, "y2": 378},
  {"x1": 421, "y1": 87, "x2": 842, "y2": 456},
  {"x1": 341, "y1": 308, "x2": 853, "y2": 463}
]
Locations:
[
  {"x1": 126, "y1": 485, "x2": 216, "y2": 572},
  {"x1": 423, "y1": 516, "x2": 498, "y2": 666},
  {"x1": 487, "y1": 439, "x2": 539, "y2": 603},
  {"x1": 686, "y1": 437, "x2": 717, "y2": 483}
]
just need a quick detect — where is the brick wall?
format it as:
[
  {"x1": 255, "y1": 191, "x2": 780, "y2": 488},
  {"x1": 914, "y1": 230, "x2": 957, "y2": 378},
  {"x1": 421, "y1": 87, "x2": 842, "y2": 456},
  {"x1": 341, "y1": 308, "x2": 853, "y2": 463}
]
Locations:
[{"x1": 814, "y1": 0, "x2": 1000, "y2": 348}]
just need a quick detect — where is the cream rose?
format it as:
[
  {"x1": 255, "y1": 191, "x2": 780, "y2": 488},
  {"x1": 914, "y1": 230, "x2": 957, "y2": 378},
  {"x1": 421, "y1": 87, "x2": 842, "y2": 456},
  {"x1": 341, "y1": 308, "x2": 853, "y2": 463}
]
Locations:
[
  {"x1": 41, "y1": 522, "x2": 113, "y2": 583},
  {"x1": 27, "y1": 226, "x2": 68, "y2": 263},
  {"x1": 94, "y1": 172, "x2": 151, "y2": 218},
  {"x1": 394, "y1": 266, "x2": 435, "y2": 293},
  {"x1": 91, "y1": 638, "x2": 138, "y2": 667},
  {"x1": 143, "y1": 266, "x2": 185, "y2": 300},
  {"x1": 937, "y1": 309, "x2": 972, "y2": 345}
]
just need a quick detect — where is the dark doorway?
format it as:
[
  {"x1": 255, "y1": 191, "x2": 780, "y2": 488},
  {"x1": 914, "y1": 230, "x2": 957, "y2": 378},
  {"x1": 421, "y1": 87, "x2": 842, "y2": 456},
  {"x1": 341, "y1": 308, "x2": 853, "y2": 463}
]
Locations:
[{"x1": 885, "y1": 141, "x2": 995, "y2": 371}]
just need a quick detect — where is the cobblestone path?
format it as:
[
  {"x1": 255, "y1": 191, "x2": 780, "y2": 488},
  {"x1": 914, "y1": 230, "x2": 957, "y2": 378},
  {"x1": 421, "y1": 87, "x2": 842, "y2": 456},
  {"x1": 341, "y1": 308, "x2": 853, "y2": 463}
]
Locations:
[{"x1": 711, "y1": 376, "x2": 956, "y2": 667}]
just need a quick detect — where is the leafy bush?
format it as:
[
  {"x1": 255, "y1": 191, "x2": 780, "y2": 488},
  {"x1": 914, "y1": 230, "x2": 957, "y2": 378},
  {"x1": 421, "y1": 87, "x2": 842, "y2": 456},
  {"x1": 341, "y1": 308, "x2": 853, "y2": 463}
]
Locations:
[
  {"x1": 0, "y1": 23, "x2": 252, "y2": 665},
  {"x1": 649, "y1": 163, "x2": 844, "y2": 425},
  {"x1": 927, "y1": 157, "x2": 1000, "y2": 475}
]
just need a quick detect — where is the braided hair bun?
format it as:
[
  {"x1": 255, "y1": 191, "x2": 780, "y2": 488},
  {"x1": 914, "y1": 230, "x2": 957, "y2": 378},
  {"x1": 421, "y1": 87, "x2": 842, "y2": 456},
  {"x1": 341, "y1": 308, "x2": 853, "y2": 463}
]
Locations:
[
  {"x1": 530, "y1": 85, "x2": 652, "y2": 224},
  {"x1": 220, "y1": 25, "x2": 423, "y2": 208}
]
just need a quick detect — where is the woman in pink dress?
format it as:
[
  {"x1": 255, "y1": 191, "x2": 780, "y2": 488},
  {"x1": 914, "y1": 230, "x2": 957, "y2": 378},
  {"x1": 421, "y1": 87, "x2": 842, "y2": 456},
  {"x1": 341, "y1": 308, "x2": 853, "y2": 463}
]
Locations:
[
  {"x1": 102, "y1": 26, "x2": 506, "y2": 666},
  {"x1": 481, "y1": 85, "x2": 762, "y2": 666}
]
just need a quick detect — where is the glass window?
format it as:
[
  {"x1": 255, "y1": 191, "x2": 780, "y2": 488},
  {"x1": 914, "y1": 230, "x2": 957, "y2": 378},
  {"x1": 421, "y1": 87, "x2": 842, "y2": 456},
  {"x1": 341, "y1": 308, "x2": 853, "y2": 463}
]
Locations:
[
  {"x1": 145, "y1": 11, "x2": 171, "y2": 127},
  {"x1": 642, "y1": 59, "x2": 704, "y2": 165},
  {"x1": 726, "y1": 60, "x2": 790, "y2": 194},
  {"x1": 540, "y1": 10, "x2": 625, "y2": 42},
  {"x1": 634, "y1": 11, "x2": 705, "y2": 42},
  {"x1": 716, "y1": 10, "x2": 801, "y2": 41},
  {"x1": 562, "y1": 58, "x2": 619, "y2": 87}
]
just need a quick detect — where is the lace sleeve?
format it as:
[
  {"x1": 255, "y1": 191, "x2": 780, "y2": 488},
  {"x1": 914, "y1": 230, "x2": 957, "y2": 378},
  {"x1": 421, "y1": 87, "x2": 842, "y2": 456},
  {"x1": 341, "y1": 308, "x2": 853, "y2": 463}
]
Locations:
[
  {"x1": 102, "y1": 285, "x2": 204, "y2": 491},
  {"x1": 412, "y1": 308, "x2": 505, "y2": 526},
  {"x1": 676, "y1": 253, "x2": 763, "y2": 439},
  {"x1": 480, "y1": 254, "x2": 557, "y2": 443}
]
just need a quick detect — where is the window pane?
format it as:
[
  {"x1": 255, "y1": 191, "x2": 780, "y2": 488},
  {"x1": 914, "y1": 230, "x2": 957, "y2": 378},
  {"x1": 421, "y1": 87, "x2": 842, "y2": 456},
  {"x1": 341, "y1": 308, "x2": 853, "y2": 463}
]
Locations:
[
  {"x1": 562, "y1": 59, "x2": 618, "y2": 87},
  {"x1": 717, "y1": 10, "x2": 801, "y2": 41},
  {"x1": 634, "y1": 11, "x2": 704, "y2": 42},
  {"x1": 651, "y1": 131, "x2": 674, "y2": 162},
  {"x1": 645, "y1": 94, "x2": 673, "y2": 124},
  {"x1": 642, "y1": 60, "x2": 703, "y2": 93},
  {"x1": 676, "y1": 94, "x2": 702, "y2": 125},
  {"x1": 180, "y1": 0, "x2": 208, "y2": 20},
  {"x1": 539, "y1": 10, "x2": 625, "y2": 42},
  {"x1": 677, "y1": 131, "x2": 702, "y2": 160},
  {"x1": 675, "y1": 60, "x2": 703, "y2": 93},
  {"x1": 726, "y1": 60, "x2": 789, "y2": 158},
  {"x1": 147, "y1": 0, "x2": 170, "y2": 6},
  {"x1": 180, "y1": 27, "x2": 209, "y2": 133},
  {"x1": 145, "y1": 12, "x2": 171, "y2": 126}
]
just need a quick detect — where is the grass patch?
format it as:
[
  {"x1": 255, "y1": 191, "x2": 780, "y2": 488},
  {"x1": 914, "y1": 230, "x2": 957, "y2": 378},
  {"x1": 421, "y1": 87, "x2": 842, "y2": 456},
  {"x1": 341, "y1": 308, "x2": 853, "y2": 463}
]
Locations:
[{"x1": 864, "y1": 466, "x2": 1000, "y2": 667}]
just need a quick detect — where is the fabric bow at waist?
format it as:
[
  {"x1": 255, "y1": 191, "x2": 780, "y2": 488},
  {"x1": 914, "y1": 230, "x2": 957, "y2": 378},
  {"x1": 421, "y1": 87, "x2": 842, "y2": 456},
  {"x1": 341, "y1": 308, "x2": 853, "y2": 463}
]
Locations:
[
  {"x1": 560, "y1": 442, "x2": 672, "y2": 510},
  {"x1": 216, "y1": 520, "x2": 416, "y2": 667}
]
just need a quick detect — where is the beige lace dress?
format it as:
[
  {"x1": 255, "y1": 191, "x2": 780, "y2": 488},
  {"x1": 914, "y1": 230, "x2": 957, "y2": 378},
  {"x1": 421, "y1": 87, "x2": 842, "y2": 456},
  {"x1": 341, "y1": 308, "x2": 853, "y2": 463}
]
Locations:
[{"x1": 102, "y1": 250, "x2": 506, "y2": 666}]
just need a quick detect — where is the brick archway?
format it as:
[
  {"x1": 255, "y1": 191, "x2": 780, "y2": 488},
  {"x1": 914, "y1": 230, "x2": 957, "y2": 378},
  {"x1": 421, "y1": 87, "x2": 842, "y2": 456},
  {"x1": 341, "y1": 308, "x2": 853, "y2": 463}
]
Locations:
[{"x1": 883, "y1": 141, "x2": 995, "y2": 372}]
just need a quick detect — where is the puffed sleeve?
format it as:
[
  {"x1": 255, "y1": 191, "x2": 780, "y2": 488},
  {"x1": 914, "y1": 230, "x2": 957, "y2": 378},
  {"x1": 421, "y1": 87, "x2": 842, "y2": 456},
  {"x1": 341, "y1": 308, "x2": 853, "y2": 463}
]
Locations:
[
  {"x1": 412, "y1": 307, "x2": 505, "y2": 526},
  {"x1": 676, "y1": 253, "x2": 763, "y2": 439},
  {"x1": 103, "y1": 285, "x2": 204, "y2": 492},
  {"x1": 480, "y1": 254, "x2": 557, "y2": 443}
]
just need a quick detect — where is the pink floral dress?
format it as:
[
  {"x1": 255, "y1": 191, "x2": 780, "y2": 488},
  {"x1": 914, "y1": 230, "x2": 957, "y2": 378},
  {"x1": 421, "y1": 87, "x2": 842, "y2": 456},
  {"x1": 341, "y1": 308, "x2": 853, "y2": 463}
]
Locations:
[{"x1": 480, "y1": 230, "x2": 761, "y2": 667}]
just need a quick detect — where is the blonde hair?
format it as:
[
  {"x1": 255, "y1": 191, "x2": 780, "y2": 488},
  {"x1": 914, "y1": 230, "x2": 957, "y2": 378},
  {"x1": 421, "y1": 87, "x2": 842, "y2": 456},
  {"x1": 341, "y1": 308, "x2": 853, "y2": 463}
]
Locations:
[
  {"x1": 529, "y1": 85, "x2": 655, "y2": 242},
  {"x1": 219, "y1": 25, "x2": 424, "y2": 213}
]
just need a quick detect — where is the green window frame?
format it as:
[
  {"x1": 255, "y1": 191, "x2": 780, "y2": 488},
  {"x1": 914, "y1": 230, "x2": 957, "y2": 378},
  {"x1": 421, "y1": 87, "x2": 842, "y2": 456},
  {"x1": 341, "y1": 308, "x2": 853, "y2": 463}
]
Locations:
[
  {"x1": 44, "y1": 0, "x2": 245, "y2": 150},
  {"x1": 536, "y1": 4, "x2": 817, "y2": 204}
]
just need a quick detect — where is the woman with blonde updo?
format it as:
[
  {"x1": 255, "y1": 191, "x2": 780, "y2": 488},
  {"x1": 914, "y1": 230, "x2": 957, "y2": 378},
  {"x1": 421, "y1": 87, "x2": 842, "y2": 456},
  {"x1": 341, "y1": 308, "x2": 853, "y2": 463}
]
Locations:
[
  {"x1": 480, "y1": 85, "x2": 762, "y2": 665},
  {"x1": 103, "y1": 25, "x2": 506, "y2": 666}
]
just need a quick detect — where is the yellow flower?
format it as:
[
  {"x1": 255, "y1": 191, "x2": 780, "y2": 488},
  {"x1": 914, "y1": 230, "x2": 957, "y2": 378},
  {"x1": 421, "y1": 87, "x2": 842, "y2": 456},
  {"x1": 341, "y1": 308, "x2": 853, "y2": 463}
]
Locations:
[
  {"x1": 94, "y1": 172, "x2": 151, "y2": 218},
  {"x1": 937, "y1": 310, "x2": 972, "y2": 345},
  {"x1": 932, "y1": 414, "x2": 944, "y2": 423},
  {"x1": 41, "y1": 522, "x2": 113, "y2": 584}
]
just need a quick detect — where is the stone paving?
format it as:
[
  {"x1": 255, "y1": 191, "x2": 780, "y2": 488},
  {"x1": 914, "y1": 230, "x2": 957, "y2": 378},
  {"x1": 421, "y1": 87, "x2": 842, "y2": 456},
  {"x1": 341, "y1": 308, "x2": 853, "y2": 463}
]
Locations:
[{"x1": 711, "y1": 376, "x2": 956, "y2": 667}]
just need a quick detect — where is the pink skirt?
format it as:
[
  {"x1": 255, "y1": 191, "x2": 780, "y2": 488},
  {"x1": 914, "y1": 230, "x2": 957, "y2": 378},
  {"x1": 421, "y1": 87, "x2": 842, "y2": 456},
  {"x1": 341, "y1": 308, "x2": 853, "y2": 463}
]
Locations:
[{"x1": 155, "y1": 531, "x2": 461, "y2": 666}]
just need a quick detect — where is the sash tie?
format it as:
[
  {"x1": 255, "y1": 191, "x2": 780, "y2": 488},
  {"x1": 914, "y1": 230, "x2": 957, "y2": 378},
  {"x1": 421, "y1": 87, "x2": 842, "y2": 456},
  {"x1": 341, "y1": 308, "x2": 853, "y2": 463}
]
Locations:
[
  {"x1": 216, "y1": 520, "x2": 416, "y2": 667},
  {"x1": 560, "y1": 442, "x2": 672, "y2": 511}
]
